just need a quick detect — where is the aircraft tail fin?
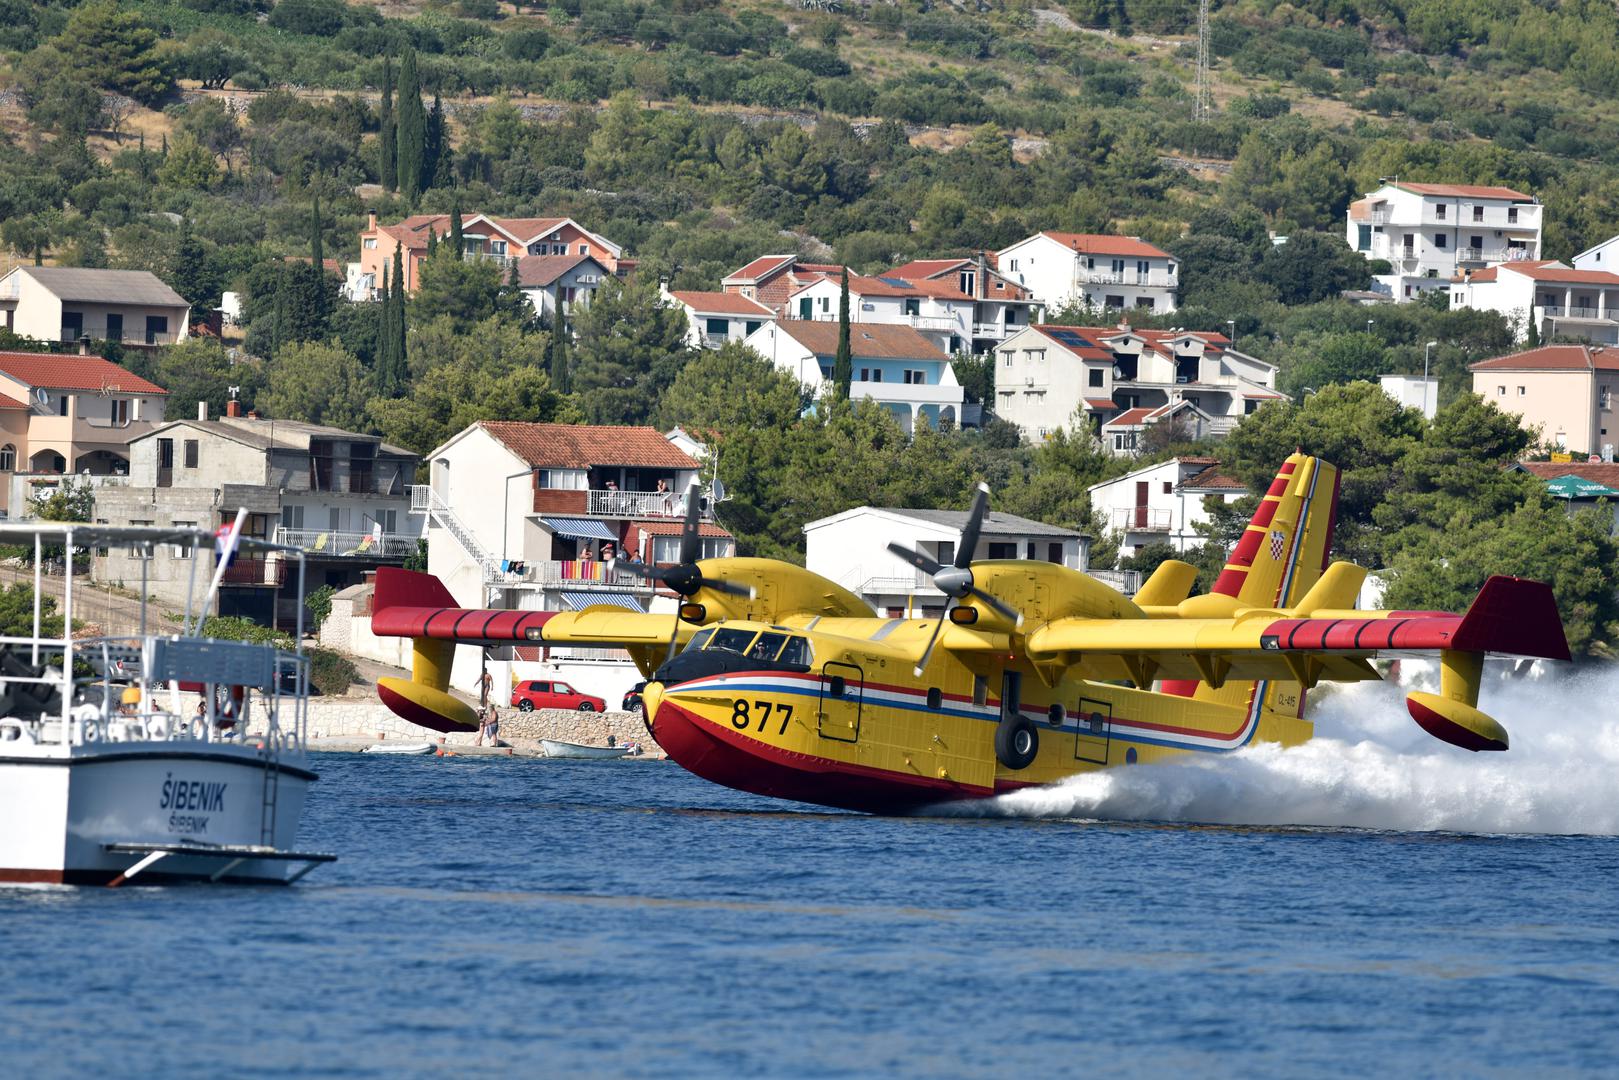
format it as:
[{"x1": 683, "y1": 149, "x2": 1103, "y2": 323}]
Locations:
[{"x1": 1165, "y1": 453, "x2": 1341, "y2": 721}]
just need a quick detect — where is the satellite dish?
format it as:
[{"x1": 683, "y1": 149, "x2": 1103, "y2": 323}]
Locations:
[
  {"x1": 228, "y1": 385, "x2": 240, "y2": 399},
  {"x1": 32, "y1": 387, "x2": 48, "y2": 405},
  {"x1": 710, "y1": 477, "x2": 727, "y2": 503}
]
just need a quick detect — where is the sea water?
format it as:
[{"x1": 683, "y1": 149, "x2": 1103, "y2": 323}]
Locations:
[{"x1": 4, "y1": 664, "x2": 1619, "y2": 1077}]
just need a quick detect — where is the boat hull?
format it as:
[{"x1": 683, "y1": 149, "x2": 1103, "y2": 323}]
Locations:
[
  {"x1": 0, "y1": 744, "x2": 315, "y2": 886},
  {"x1": 540, "y1": 740, "x2": 632, "y2": 759}
]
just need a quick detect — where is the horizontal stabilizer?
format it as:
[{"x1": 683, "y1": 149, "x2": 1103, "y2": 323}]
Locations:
[
  {"x1": 1293, "y1": 562, "x2": 1366, "y2": 615},
  {"x1": 1133, "y1": 560, "x2": 1198, "y2": 608}
]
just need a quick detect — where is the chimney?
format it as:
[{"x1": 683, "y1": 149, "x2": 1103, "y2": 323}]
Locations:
[
  {"x1": 367, "y1": 208, "x2": 377, "y2": 231},
  {"x1": 976, "y1": 252, "x2": 989, "y2": 299},
  {"x1": 78, "y1": 336, "x2": 91, "y2": 356},
  {"x1": 197, "y1": 401, "x2": 208, "y2": 421},
  {"x1": 226, "y1": 400, "x2": 242, "y2": 418}
]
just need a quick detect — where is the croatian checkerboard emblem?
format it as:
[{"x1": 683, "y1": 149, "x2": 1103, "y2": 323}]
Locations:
[{"x1": 1269, "y1": 530, "x2": 1287, "y2": 559}]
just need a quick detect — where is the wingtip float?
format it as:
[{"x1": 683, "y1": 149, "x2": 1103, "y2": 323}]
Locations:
[{"x1": 368, "y1": 452, "x2": 1571, "y2": 809}]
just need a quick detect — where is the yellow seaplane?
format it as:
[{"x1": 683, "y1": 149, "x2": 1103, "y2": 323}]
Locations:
[{"x1": 370, "y1": 453, "x2": 1569, "y2": 814}]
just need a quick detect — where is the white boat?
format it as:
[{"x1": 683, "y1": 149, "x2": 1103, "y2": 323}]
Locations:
[
  {"x1": 0, "y1": 521, "x2": 334, "y2": 887},
  {"x1": 362, "y1": 742, "x2": 437, "y2": 755},
  {"x1": 541, "y1": 739, "x2": 635, "y2": 759}
]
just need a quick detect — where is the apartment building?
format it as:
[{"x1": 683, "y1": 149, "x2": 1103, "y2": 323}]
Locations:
[
  {"x1": 663, "y1": 289, "x2": 776, "y2": 349},
  {"x1": 720, "y1": 255, "x2": 847, "y2": 312},
  {"x1": 1450, "y1": 261, "x2": 1619, "y2": 345},
  {"x1": 993, "y1": 232, "x2": 1179, "y2": 314},
  {"x1": 884, "y1": 257, "x2": 1041, "y2": 353},
  {"x1": 354, "y1": 211, "x2": 625, "y2": 299},
  {"x1": 0, "y1": 267, "x2": 190, "y2": 347},
  {"x1": 94, "y1": 407, "x2": 422, "y2": 623},
  {"x1": 1346, "y1": 182, "x2": 1541, "y2": 302},
  {"x1": 1087, "y1": 457, "x2": 1249, "y2": 557},
  {"x1": 743, "y1": 319, "x2": 966, "y2": 432},
  {"x1": 993, "y1": 324, "x2": 1282, "y2": 450},
  {"x1": 1469, "y1": 344, "x2": 1619, "y2": 458},
  {"x1": 0, "y1": 348, "x2": 169, "y2": 516},
  {"x1": 517, "y1": 254, "x2": 611, "y2": 332}
]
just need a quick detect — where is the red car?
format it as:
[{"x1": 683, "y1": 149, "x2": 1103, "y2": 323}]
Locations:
[{"x1": 511, "y1": 679, "x2": 607, "y2": 712}]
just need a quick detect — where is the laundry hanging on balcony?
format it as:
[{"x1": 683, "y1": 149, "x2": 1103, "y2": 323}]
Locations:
[{"x1": 541, "y1": 516, "x2": 618, "y2": 541}]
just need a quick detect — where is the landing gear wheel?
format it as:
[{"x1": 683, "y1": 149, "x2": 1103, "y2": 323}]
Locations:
[
  {"x1": 995, "y1": 714, "x2": 1039, "y2": 770},
  {"x1": 517, "y1": 699, "x2": 534, "y2": 712}
]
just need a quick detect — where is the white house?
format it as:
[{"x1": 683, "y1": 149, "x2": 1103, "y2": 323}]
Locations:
[
  {"x1": 1346, "y1": 182, "x2": 1541, "y2": 302},
  {"x1": 0, "y1": 266, "x2": 190, "y2": 346},
  {"x1": 993, "y1": 324, "x2": 1283, "y2": 449},
  {"x1": 1573, "y1": 234, "x2": 1619, "y2": 273},
  {"x1": 744, "y1": 319, "x2": 966, "y2": 432},
  {"x1": 1379, "y1": 374, "x2": 1439, "y2": 420},
  {"x1": 517, "y1": 254, "x2": 610, "y2": 333},
  {"x1": 663, "y1": 289, "x2": 775, "y2": 349},
  {"x1": 803, "y1": 506, "x2": 1097, "y2": 616},
  {"x1": 994, "y1": 232, "x2": 1179, "y2": 314},
  {"x1": 1087, "y1": 457, "x2": 1249, "y2": 557},
  {"x1": 1449, "y1": 261, "x2": 1619, "y2": 345},
  {"x1": 884, "y1": 257, "x2": 1041, "y2": 353},
  {"x1": 784, "y1": 274, "x2": 977, "y2": 356}
]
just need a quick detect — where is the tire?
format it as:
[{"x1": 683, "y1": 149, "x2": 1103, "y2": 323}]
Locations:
[
  {"x1": 994, "y1": 714, "x2": 1039, "y2": 770},
  {"x1": 577, "y1": 701, "x2": 595, "y2": 712},
  {"x1": 517, "y1": 699, "x2": 534, "y2": 712}
]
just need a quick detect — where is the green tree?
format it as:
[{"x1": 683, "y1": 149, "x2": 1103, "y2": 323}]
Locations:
[
  {"x1": 1281, "y1": 332, "x2": 1387, "y2": 395},
  {"x1": 412, "y1": 248, "x2": 506, "y2": 333},
  {"x1": 833, "y1": 268, "x2": 852, "y2": 400},
  {"x1": 54, "y1": 2, "x2": 171, "y2": 105},
  {"x1": 379, "y1": 56, "x2": 397, "y2": 192},
  {"x1": 658, "y1": 341, "x2": 808, "y2": 431},
  {"x1": 570, "y1": 276, "x2": 690, "y2": 424},
  {"x1": 261, "y1": 340, "x2": 371, "y2": 430},
  {"x1": 168, "y1": 219, "x2": 223, "y2": 309},
  {"x1": 449, "y1": 198, "x2": 464, "y2": 260},
  {"x1": 424, "y1": 93, "x2": 444, "y2": 190},
  {"x1": 157, "y1": 133, "x2": 219, "y2": 190},
  {"x1": 1255, "y1": 232, "x2": 1369, "y2": 305},
  {"x1": 150, "y1": 338, "x2": 259, "y2": 422},
  {"x1": 30, "y1": 477, "x2": 95, "y2": 523},
  {"x1": 396, "y1": 49, "x2": 427, "y2": 202}
]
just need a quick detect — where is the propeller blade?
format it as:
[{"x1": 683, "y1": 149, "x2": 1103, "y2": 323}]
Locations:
[
  {"x1": 912, "y1": 600, "x2": 953, "y2": 677},
  {"x1": 697, "y1": 577, "x2": 755, "y2": 599},
  {"x1": 615, "y1": 560, "x2": 675, "y2": 584},
  {"x1": 956, "y1": 483, "x2": 989, "y2": 568},
  {"x1": 664, "y1": 610, "x2": 680, "y2": 666},
  {"x1": 678, "y1": 480, "x2": 702, "y2": 566},
  {"x1": 968, "y1": 585, "x2": 1023, "y2": 628},
  {"x1": 887, "y1": 542, "x2": 944, "y2": 577}
]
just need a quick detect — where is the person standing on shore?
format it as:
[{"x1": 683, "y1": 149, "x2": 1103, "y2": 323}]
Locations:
[{"x1": 479, "y1": 668, "x2": 493, "y2": 709}]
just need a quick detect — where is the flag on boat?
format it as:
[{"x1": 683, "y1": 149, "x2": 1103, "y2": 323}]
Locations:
[{"x1": 215, "y1": 519, "x2": 242, "y2": 567}]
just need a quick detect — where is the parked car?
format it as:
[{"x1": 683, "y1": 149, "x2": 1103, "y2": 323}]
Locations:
[
  {"x1": 511, "y1": 679, "x2": 606, "y2": 712},
  {"x1": 623, "y1": 682, "x2": 645, "y2": 712}
]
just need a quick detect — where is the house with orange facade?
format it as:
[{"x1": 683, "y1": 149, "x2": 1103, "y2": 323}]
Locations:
[{"x1": 352, "y1": 211, "x2": 628, "y2": 300}]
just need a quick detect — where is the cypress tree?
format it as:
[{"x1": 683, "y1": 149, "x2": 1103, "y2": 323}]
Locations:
[
  {"x1": 833, "y1": 267, "x2": 852, "y2": 399},
  {"x1": 425, "y1": 227, "x2": 437, "y2": 258},
  {"x1": 424, "y1": 93, "x2": 443, "y2": 191},
  {"x1": 379, "y1": 57, "x2": 396, "y2": 192},
  {"x1": 551, "y1": 284, "x2": 570, "y2": 395},
  {"x1": 376, "y1": 261, "x2": 395, "y2": 394},
  {"x1": 396, "y1": 49, "x2": 427, "y2": 203},
  {"x1": 306, "y1": 194, "x2": 329, "y2": 329},
  {"x1": 391, "y1": 247, "x2": 408, "y2": 381},
  {"x1": 449, "y1": 198, "x2": 464, "y2": 260}
]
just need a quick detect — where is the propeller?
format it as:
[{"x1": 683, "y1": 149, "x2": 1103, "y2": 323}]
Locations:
[
  {"x1": 887, "y1": 483, "x2": 1023, "y2": 677},
  {"x1": 612, "y1": 480, "x2": 754, "y2": 662}
]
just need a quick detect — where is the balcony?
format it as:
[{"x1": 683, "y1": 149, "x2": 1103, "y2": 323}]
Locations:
[
  {"x1": 585, "y1": 489, "x2": 695, "y2": 519},
  {"x1": 701, "y1": 333, "x2": 729, "y2": 348},
  {"x1": 272, "y1": 527, "x2": 420, "y2": 558},
  {"x1": 1111, "y1": 507, "x2": 1172, "y2": 533},
  {"x1": 485, "y1": 558, "x2": 656, "y2": 589},
  {"x1": 972, "y1": 322, "x2": 1009, "y2": 339},
  {"x1": 906, "y1": 314, "x2": 957, "y2": 332},
  {"x1": 219, "y1": 557, "x2": 285, "y2": 586}
]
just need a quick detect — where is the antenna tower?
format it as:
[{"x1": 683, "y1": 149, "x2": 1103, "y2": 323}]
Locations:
[{"x1": 1194, "y1": 0, "x2": 1213, "y2": 123}]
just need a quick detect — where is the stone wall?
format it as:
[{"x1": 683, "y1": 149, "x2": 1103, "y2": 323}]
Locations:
[{"x1": 494, "y1": 707, "x2": 658, "y2": 755}]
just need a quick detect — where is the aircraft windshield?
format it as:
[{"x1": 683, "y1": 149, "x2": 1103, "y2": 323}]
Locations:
[
  {"x1": 706, "y1": 628, "x2": 759, "y2": 655},
  {"x1": 682, "y1": 628, "x2": 716, "y2": 653}
]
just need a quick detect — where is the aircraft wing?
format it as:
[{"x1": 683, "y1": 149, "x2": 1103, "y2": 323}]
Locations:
[{"x1": 1024, "y1": 575, "x2": 1571, "y2": 686}]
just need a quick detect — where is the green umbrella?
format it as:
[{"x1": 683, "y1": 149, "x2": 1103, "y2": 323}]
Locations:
[{"x1": 1543, "y1": 474, "x2": 1619, "y2": 500}]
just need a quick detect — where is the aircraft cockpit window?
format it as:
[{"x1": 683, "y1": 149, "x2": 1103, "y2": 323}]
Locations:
[
  {"x1": 747, "y1": 632, "x2": 788, "y2": 660},
  {"x1": 707, "y1": 628, "x2": 759, "y2": 655},
  {"x1": 683, "y1": 628, "x2": 716, "y2": 653},
  {"x1": 776, "y1": 636, "x2": 812, "y2": 667}
]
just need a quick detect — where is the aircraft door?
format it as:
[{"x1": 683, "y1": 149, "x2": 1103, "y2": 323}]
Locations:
[
  {"x1": 1074, "y1": 696, "x2": 1111, "y2": 764},
  {"x1": 817, "y1": 661, "x2": 863, "y2": 743}
]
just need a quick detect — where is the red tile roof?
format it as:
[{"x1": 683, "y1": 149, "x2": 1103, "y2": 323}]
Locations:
[
  {"x1": 773, "y1": 320, "x2": 947, "y2": 361},
  {"x1": 0, "y1": 392, "x2": 26, "y2": 409},
  {"x1": 1470, "y1": 344, "x2": 1619, "y2": 372},
  {"x1": 1032, "y1": 324, "x2": 1235, "y2": 359},
  {"x1": 516, "y1": 253, "x2": 596, "y2": 287},
  {"x1": 1518, "y1": 462, "x2": 1619, "y2": 484},
  {"x1": 1105, "y1": 407, "x2": 1156, "y2": 427},
  {"x1": 723, "y1": 255, "x2": 796, "y2": 284},
  {"x1": 1083, "y1": 398, "x2": 1117, "y2": 409},
  {"x1": 1180, "y1": 464, "x2": 1245, "y2": 491},
  {"x1": 668, "y1": 291, "x2": 775, "y2": 317},
  {"x1": 1503, "y1": 263, "x2": 1619, "y2": 286},
  {"x1": 0, "y1": 351, "x2": 167, "y2": 394},
  {"x1": 636, "y1": 520, "x2": 734, "y2": 539},
  {"x1": 1396, "y1": 182, "x2": 1534, "y2": 201},
  {"x1": 480, "y1": 422, "x2": 699, "y2": 469},
  {"x1": 885, "y1": 259, "x2": 969, "y2": 279},
  {"x1": 1039, "y1": 232, "x2": 1172, "y2": 259}
]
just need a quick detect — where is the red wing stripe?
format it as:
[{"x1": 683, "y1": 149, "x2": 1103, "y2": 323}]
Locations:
[{"x1": 423, "y1": 608, "x2": 459, "y2": 637}]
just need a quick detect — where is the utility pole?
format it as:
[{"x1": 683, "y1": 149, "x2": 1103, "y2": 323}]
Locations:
[{"x1": 1194, "y1": 0, "x2": 1213, "y2": 124}]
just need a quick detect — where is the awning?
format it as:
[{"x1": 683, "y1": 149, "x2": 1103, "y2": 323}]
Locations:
[
  {"x1": 1543, "y1": 474, "x2": 1619, "y2": 500},
  {"x1": 559, "y1": 591, "x2": 645, "y2": 612},
  {"x1": 541, "y1": 516, "x2": 618, "y2": 541}
]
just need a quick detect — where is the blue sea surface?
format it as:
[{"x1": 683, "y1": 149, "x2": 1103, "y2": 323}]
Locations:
[{"x1": 5, "y1": 753, "x2": 1619, "y2": 1078}]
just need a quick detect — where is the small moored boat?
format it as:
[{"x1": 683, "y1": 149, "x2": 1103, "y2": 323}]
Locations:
[
  {"x1": 362, "y1": 742, "x2": 437, "y2": 755},
  {"x1": 541, "y1": 739, "x2": 635, "y2": 759}
]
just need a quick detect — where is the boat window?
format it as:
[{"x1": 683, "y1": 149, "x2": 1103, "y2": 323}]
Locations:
[
  {"x1": 776, "y1": 636, "x2": 812, "y2": 667},
  {"x1": 707, "y1": 627, "x2": 759, "y2": 655},
  {"x1": 747, "y1": 632, "x2": 788, "y2": 660},
  {"x1": 682, "y1": 628, "x2": 716, "y2": 653}
]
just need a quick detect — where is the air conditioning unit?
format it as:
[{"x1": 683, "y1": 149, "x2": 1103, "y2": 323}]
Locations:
[{"x1": 1024, "y1": 377, "x2": 1035, "y2": 386}]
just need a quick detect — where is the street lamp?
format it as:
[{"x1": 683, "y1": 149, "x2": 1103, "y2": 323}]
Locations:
[
  {"x1": 1366, "y1": 318, "x2": 1375, "y2": 335},
  {"x1": 1226, "y1": 319, "x2": 1236, "y2": 347},
  {"x1": 1423, "y1": 341, "x2": 1438, "y2": 417}
]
